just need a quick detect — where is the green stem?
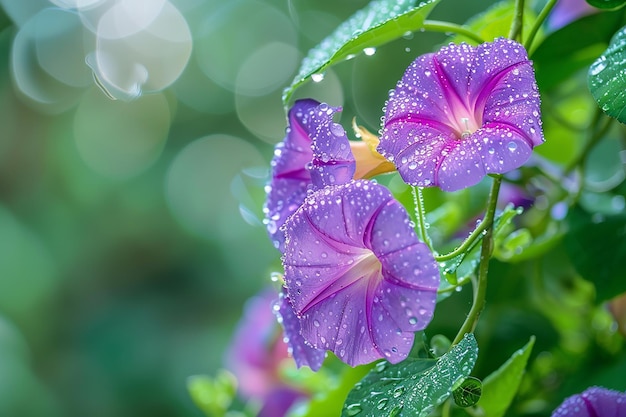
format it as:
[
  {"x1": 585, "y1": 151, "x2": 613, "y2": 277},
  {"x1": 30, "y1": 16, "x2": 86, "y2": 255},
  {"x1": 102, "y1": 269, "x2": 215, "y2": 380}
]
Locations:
[
  {"x1": 508, "y1": 0, "x2": 525, "y2": 41},
  {"x1": 524, "y1": 0, "x2": 558, "y2": 51},
  {"x1": 435, "y1": 220, "x2": 488, "y2": 262},
  {"x1": 412, "y1": 187, "x2": 434, "y2": 252},
  {"x1": 452, "y1": 175, "x2": 502, "y2": 346},
  {"x1": 437, "y1": 275, "x2": 471, "y2": 295},
  {"x1": 423, "y1": 20, "x2": 486, "y2": 44}
]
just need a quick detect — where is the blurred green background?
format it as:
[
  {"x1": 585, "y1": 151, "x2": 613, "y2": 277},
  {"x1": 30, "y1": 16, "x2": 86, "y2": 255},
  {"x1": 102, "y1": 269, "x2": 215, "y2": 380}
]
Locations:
[{"x1": 0, "y1": 1, "x2": 495, "y2": 416}]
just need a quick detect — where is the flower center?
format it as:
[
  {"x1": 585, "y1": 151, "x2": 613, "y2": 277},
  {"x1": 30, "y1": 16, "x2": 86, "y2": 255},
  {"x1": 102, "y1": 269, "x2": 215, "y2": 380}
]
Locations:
[
  {"x1": 346, "y1": 249, "x2": 383, "y2": 287},
  {"x1": 452, "y1": 113, "x2": 480, "y2": 140}
]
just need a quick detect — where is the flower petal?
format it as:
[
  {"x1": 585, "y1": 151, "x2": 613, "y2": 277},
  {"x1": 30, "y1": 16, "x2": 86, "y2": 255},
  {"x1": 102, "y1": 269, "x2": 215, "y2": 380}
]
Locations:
[
  {"x1": 264, "y1": 99, "x2": 319, "y2": 250},
  {"x1": 282, "y1": 180, "x2": 439, "y2": 366},
  {"x1": 552, "y1": 386, "x2": 626, "y2": 417},
  {"x1": 308, "y1": 103, "x2": 356, "y2": 189},
  {"x1": 274, "y1": 289, "x2": 326, "y2": 371}
]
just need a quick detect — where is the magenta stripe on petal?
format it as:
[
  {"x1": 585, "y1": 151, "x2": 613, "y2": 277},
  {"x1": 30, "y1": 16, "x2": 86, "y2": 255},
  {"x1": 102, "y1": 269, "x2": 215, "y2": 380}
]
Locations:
[
  {"x1": 282, "y1": 180, "x2": 438, "y2": 366},
  {"x1": 379, "y1": 38, "x2": 544, "y2": 191}
]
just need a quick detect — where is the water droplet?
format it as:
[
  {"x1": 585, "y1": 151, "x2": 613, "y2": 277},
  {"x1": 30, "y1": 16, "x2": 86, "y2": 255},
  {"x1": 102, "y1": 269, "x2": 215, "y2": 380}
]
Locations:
[
  {"x1": 376, "y1": 398, "x2": 388, "y2": 410},
  {"x1": 507, "y1": 141, "x2": 518, "y2": 151},
  {"x1": 364, "y1": 47, "x2": 377, "y2": 56},
  {"x1": 375, "y1": 361, "x2": 387, "y2": 372},
  {"x1": 345, "y1": 403, "x2": 363, "y2": 416},
  {"x1": 590, "y1": 56, "x2": 607, "y2": 76},
  {"x1": 388, "y1": 404, "x2": 403, "y2": 417},
  {"x1": 392, "y1": 386, "x2": 404, "y2": 398},
  {"x1": 311, "y1": 73, "x2": 325, "y2": 82}
]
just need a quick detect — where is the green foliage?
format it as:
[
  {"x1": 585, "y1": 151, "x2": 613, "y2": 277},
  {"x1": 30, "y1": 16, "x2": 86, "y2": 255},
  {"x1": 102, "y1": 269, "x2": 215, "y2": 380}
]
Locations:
[
  {"x1": 586, "y1": 0, "x2": 626, "y2": 10},
  {"x1": 282, "y1": 0, "x2": 441, "y2": 105},
  {"x1": 588, "y1": 24, "x2": 626, "y2": 123},
  {"x1": 341, "y1": 334, "x2": 478, "y2": 417},
  {"x1": 533, "y1": 10, "x2": 626, "y2": 91},
  {"x1": 475, "y1": 337, "x2": 535, "y2": 417},
  {"x1": 287, "y1": 363, "x2": 372, "y2": 417},
  {"x1": 187, "y1": 371, "x2": 238, "y2": 417},
  {"x1": 438, "y1": 204, "x2": 523, "y2": 299},
  {"x1": 564, "y1": 206, "x2": 626, "y2": 301},
  {"x1": 449, "y1": 0, "x2": 537, "y2": 44}
]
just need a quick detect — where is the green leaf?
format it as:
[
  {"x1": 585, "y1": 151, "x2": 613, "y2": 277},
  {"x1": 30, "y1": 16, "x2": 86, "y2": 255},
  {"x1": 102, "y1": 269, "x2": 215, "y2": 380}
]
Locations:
[
  {"x1": 287, "y1": 362, "x2": 372, "y2": 417},
  {"x1": 532, "y1": 9, "x2": 626, "y2": 91},
  {"x1": 586, "y1": 0, "x2": 626, "y2": 10},
  {"x1": 341, "y1": 333, "x2": 478, "y2": 417},
  {"x1": 282, "y1": 0, "x2": 441, "y2": 105},
  {"x1": 564, "y1": 206, "x2": 626, "y2": 301},
  {"x1": 475, "y1": 336, "x2": 535, "y2": 417},
  {"x1": 588, "y1": 24, "x2": 626, "y2": 123}
]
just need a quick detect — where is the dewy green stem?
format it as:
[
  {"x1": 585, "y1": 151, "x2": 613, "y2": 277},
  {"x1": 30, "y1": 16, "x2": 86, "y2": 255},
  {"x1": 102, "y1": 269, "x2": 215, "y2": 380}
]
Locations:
[
  {"x1": 412, "y1": 187, "x2": 434, "y2": 252},
  {"x1": 508, "y1": 0, "x2": 525, "y2": 41},
  {"x1": 524, "y1": 0, "x2": 558, "y2": 51},
  {"x1": 435, "y1": 220, "x2": 488, "y2": 262},
  {"x1": 422, "y1": 20, "x2": 486, "y2": 44},
  {"x1": 451, "y1": 175, "x2": 502, "y2": 346}
]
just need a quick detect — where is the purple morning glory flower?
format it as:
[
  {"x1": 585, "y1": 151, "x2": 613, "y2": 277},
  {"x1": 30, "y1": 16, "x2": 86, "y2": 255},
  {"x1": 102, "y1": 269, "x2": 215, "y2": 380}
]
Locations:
[
  {"x1": 282, "y1": 179, "x2": 439, "y2": 366},
  {"x1": 378, "y1": 38, "x2": 544, "y2": 192},
  {"x1": 552, "y1": 386, "x2": 626, "y2": 417}
]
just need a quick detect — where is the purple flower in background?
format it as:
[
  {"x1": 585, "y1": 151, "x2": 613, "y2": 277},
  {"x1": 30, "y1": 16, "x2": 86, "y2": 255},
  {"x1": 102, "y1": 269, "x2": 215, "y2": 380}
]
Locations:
[
  {"x1": 552, "y1": 386, "x2": 626, "y2": 416},
  {"x1": 280, "y1": 104, "x2": 439, "y2": 367},
  {"x1": 225, "y1": 289, "x2": 293, "y2": 398},
  {"x1": 548, "y1": 0, "x2": 597, "y2": 31},
  {"x1": 379, "y1": 38, "x2": 544, "y2": 192}
]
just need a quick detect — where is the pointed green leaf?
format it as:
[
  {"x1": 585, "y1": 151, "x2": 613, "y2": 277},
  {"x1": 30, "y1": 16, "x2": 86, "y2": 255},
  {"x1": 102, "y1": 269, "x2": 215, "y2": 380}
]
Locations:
[
  {"x1": 282, "y1": 0, "x2": 441, "y2": 105},
  {"x1": 475, "y1": 336, "x2": 535, "y2": 417},
  {"x1": 341, "y1": 333, "x2": 478, "y2": 417},
  {"x1": 588, "y1": 24, "x2": 626, "y2": 123}
]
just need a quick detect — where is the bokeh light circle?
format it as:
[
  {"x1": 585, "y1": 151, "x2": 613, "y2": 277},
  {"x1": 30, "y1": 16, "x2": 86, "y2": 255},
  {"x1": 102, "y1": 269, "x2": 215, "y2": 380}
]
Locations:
[
  {"x1": 165, "y1": 135, "x2": 266, "y2": 240},
  {"x1": 235, "y1": 41, "x2": 299, "y2": 97},
  {"x1": 87, "y1": 0, "x2": 192, "y2": 100},
  {"x1": 73, "y1": 88, "x2": 171, "y2": 179},
  {"x1": 35, "y1": 8, "x2": 92, "y2": 88},
  {"x1": 11, "y1": 8, "x2": 85, "y2": 112},
  {"x1": 195, "y1": 0, "x2": 296, "y2": 93}
]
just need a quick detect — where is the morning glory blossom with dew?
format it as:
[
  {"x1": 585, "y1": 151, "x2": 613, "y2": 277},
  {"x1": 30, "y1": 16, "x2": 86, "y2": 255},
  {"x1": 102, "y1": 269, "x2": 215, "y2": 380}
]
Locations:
[{"x1": 378, "y1": 38, "x2": 544, "y2": 191}]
